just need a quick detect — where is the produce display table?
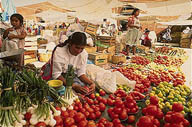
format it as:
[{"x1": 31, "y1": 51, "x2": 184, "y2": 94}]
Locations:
[{"x1": 0, "y1": 46, "x2": 191, "y2": 127}]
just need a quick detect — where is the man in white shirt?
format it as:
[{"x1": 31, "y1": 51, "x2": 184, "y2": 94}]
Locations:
[{"x1": 67, "y1": 17, "x2": 84, "y2": 37}]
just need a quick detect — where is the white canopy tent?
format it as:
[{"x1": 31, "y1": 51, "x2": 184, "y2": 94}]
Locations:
[
  {"x1": 129, "y1": 0, "x2": 191, "y2": 16},
  {"x1": 146, "y1": 0, "x2": 192, "y2": 16},
  {"x1": 158, "y1": 20, "x2": 192, "y2": 26},
  {"x1": 47, "y1": 0, "x2": 123, "y2": 24},
  {"x1": 34, "y1": 9, "x2": 68, "y2": 22}
]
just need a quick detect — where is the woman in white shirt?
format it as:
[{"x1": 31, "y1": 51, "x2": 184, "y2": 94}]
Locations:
[{"x1": 52, "y1": 32, "x2": 95, "y2": 95}]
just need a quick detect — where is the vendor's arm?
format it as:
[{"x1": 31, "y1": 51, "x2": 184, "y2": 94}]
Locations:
[{"x1": 79, "y1": 74, "x2": 95, "y2": 93}]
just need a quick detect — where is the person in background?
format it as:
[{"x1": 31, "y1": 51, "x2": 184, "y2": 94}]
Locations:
[
  {"x1": 109, "y1": 24, "x2": 117, "y2": 36},
  {"x1": 125, "y1": 8, "x2": 142, "y2": 57},
  {"x1": 52, "y1": 32, "x2": 95, "y2": 95},
  {"x1": 141, "y1": 29, "x2": 152, "y2": 49},
  {"x1": 3, "y1": 13, "x2": 27, "y2": 66},
  {"x1": 183, "y1": 27, "x2": 191, "y2": 34},
  {"x1": 101, "y1": 18, "x2": 108, "y2": 29},
  {"x1": 67, "y1": 17, "x2": 84, "y2": 36},
  {"x1": 162, "y1": 26, "x2": 172, "y2": 43}
]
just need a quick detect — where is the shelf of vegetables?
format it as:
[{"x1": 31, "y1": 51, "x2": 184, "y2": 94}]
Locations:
[{"x1": 0, "y1": 46, "x2": 191, "y2": 127}]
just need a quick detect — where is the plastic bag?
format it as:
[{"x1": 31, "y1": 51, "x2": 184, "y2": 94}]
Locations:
[
  {"x1": 86, "y1": 64, "x2": 117, "y2": 93},
  {"x1": 112, "y1": 71, "x2": 136, "y2": 89}
]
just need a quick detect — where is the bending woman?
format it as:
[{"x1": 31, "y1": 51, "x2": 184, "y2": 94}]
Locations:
[{"x1": 52, "y1": 32, "x2": 95, "y2": 95}]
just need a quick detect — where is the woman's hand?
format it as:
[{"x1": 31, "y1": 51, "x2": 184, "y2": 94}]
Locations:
[
  {"x1": 8, "y1": 34, "x2": 16, "y2": 40},
  {"x1": 89, "y1": 83, "x2": 95, "y2": 93},
  {"x1": 72, "y1": 83, "x2": 89, "y2": 95}
]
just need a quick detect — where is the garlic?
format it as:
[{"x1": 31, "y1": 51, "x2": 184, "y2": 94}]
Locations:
[
  {"x1": 49, "y1": 118, "x2": 56, "y2": 127},
  {"x1": 61, "y1": 106, "x2": 66, "y2": 111}
]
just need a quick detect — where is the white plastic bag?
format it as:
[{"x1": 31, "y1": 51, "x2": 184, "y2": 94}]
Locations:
[
  {"x1": 112, "y1": 71, "x2": 136, "y2": 89},
  {"x1": 86, "y1": 64, "x2": 117, "y2": 93}
]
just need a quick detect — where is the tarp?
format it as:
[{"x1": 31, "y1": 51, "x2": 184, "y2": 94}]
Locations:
[
  {"x1": 146, "y1": 0, "x2": 192, "y2": 16},
  {"x1": 158, "y1": 20, "x2": 192, "y2": 26},
  {"x1": 48, "y1": 0, "x2": 123, "y2": 23},
  {"x1": 34, "y1": 9, "x2": 67, "y2": 22}
]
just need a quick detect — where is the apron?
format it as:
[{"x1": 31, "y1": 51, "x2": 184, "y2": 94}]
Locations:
[{"x1": 126, "y1": 17, "x2": 141, "y2": 46}]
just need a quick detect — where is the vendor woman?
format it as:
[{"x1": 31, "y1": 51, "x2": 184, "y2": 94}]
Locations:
[
  {"x1": 126, "y1": 8, "x2": 142, "y2": 57},
  {"x1": 52, "y1": 32, "x2": 95, "y2": 95}
]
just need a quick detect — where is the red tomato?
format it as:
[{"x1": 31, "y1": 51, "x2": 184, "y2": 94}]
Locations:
[
  {"x1": 97, "y1": 123, "x2": 105, "y2": 127},
  {"x1": 69, "y1": 110, "x2": 77, "y2": 118},
  {"x1": 150, "y1": 96, "x2": 159, "y2": 105},
  {"x1": 137, "y1": 116, "x2": 153, "y2": 127},
  {"x1": 94, "y1": 100, "x2": 99, "y2": 104},
  {"x1": 87, "y1": 107, "x2": 94, "y2": 113},
  {"x1": 24, "y1": 112, "x2": 32, "y2": 121},
  {"x1": 70, "y1": 125, "x2": 78, "y2": 127},
  {"x1": 74, "y1": 112, "x2": 85, "y2": 123},
  {"x1": 153, "y1": 119, "x2": 160, "y2": 127},
  {"x1": 105, "y1": 122, "x2": 113, "y2": 127},
  {"x1": 78, "y1": 120, "x2": 88, "y2": 127},
  {"x1": 112, "y1": 118, "x2": 121, "y2": 125},
  {"x1": 99, "y1": 89, "x2": 106, "y2": 96},
  {"x1": 172, "y1": 103, "x2": 184, "y2": 112},
  {"x1": 84, "y1": 111, "x2": 90, "y2": 118},
  {"x1": 64, "y1": 117, "x2": 75, "y2": 127},
  {"x1": 89, "y1": 112, "x2": 96, "y2": 120},
  {"x1": 114, "y1": 99, "x2": 123, "y2": 108},
  {"x1": 87, "y1": 120, "x2": 96, "y2": 127},
  {"x1": 87, "y1": 99, "x2": 94, "y2": 105},
  {"x1": 107, "y1": 98, "x2": 114, "y2": 106},
  {"x1": 101, "y1": 98, "x2": 107, "y2": 104},
  {"x1": 95, "y1": 111, "x2": 101, "y2": 118},
  {"x1": 119, "y1": 109, "x2": 128, "y2": 120},
  {"x1": 164, "y1": 114, "x2": 172, "y2": 123},
  {"x1": 54, "y1": 116, "x2": 63, "y2": 126},
  {"x1": 61, "y1": 111, "x2": 69, "y2": 119},
  {"x1": 89, "y1": 93, "x2": 95, "y2": 99},
  {"x1": 127, "y1": 115, "x2": 135, "y2": 124},
  {"x1": 109, "y1": 94, "x2": 115, "y2": 100},
  {"x1": 99, "y1": 102, "x2": 106, "y2": 112},
  {"x1": 35, "y1": 122, "x2": 46, "y2": 127}
]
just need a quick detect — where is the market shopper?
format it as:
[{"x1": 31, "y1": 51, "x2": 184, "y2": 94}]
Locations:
[
  {"x1": 141, "y1": 29, "x2": 152, "y2": 49},
  {"x1": 2, "y1": 13, "x2": 27, "y2": 66},
  {"x1": 51, "y1": 32, "x2": 95, "y2": 95},
  {"x1": 126, "y1": 8, "x2": 142, "y2": 57}
]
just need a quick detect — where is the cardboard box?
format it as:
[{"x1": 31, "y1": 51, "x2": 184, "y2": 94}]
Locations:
[{"x1": 88, "y1": 52, "x2": 108, "y2": 65}]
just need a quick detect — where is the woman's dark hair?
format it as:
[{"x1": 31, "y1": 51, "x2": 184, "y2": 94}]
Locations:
[
  {"x1": 132, "y1": 8, "x2": 140, "y2": 15},
  {"x1": 63, "y1": 32, "x2": 87, "y2": 46},
  {"x1": 10, "y1": 13, "x2": 24, "y2": 25}
]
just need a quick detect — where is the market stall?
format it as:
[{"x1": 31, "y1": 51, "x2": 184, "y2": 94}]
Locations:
[{"x1": 0, "y1": 0, "x2": 192, "y2": 127}]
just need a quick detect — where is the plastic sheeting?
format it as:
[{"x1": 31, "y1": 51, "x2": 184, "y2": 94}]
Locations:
[
  {"x1": 34, "y1": 9, "x2": 67, "y2": 22},
  {"x1": 158, "y1": 20, "x2": 192, "y2": 26},
  {"x1": 146, "y1": 0, "x2": 192, "y2": 16},
  {"x1": 48, "y1": 0, "x2": 123, "y2": 23}
]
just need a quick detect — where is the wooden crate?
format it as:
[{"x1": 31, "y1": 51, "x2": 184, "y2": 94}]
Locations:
[
  {"x1": 181, "y1": 33, "x2": 191, "y2": 39},
  {"x1": 88, "y1": 52, "x2": 108, "y2": 65},
  {"x1": 96, "y1": 36, "x2": 116, "y2": 44},
  {"x1": 112, "y1": 54, "x2": 126, "y2": 64},
  {"x1": 180, "y1": 38, "x2": 191, "y2": 43},
  {"x1": 97, "y1": 45, "x2": 116, "y2": 53},
  {"x1": 85, "y1": 23, "x2": 99, "y2": 36},
  {"x1": 79, "y1": 21, "x2": 88, "y2": 28},
  {"x1": 85, "y1": 46, "x2": 97, "y2": 53}
]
